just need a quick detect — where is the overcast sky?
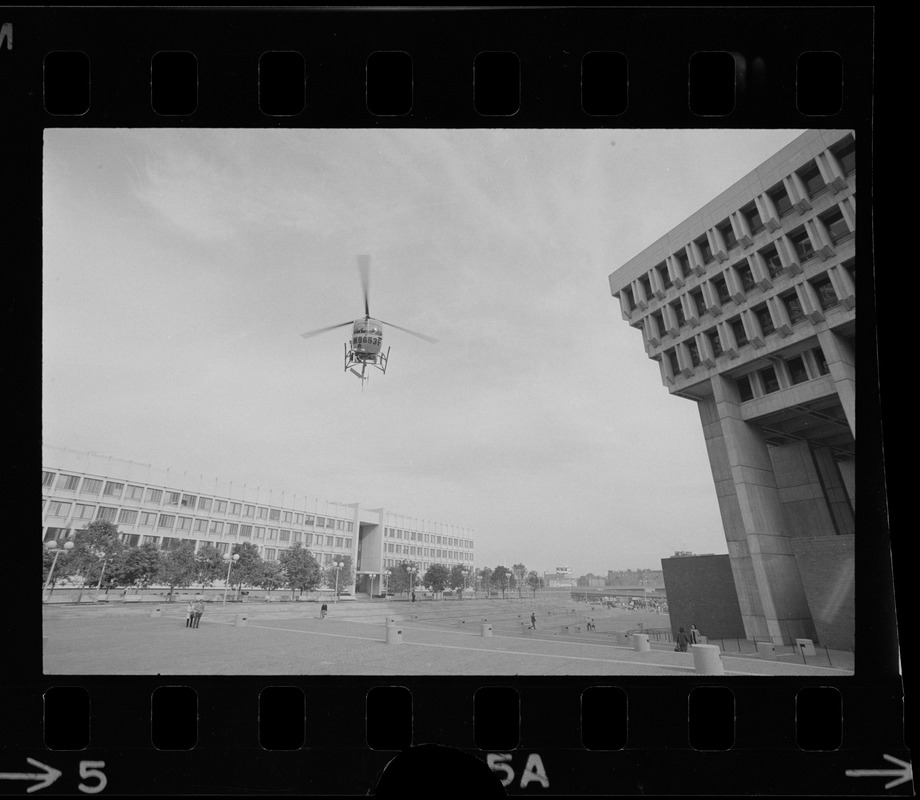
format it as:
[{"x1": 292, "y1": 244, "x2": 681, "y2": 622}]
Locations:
[{"x1": 43, "y1": 127, "x2": 804, "y2": 576}]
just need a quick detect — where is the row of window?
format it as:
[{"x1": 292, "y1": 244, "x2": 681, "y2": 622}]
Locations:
[
  {"x1": 381, "y1": 558, "x2": 472, "y2": 571},
  {"x1": 659, "y1": 263, "x2": 854, "y2": 379},
  {"x1": 620, "y1": 135, "x2": 854, "y2": 316},
  {"x1": 384, "y1": 527, "x2": 472, "y2": 550},
  {"x1": 733, "y1": 346, "x2": 836, "y2": 402},
  {"x1": 40, "y1": 508, "x2": 353, "y2": 549},
  {"x1": 42, "y1": 526, "x2": 357, "y2": 566},
  {"x1": 384, "y1": 542, "x2": 473, "y2": 561},
  {"x1": 627, "y1": 200, "x2": 855, "y2": 328},
  {"x1": 40, "y1": 474, "x2": 353, "y2": 532}
]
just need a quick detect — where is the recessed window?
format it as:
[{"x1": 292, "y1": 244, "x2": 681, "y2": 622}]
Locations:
[
  {"x1": 180, "y1": 494, "x2": 196, "y2": 508},
  {"x1": 651, "y1": 310, "x2": 665, "y2": 335},
  {"x1": 810, "y1": 275, "x2": 839, "y2": 310},
  {"x1": 241, "y1": 525, "x2": 252, "y2": 538},
  {"x1": 735, "y1": 261, "x2": 756, "y2": 292},
  {"x1": 736, "y1": 374, "x2": 754, "y2": 401},
  {"x1": 127, "y1": 485, "x2": 144, "y2": 500},
  {"x1": 718, "y1": 219, "x2": 738, "y2": 249},
  {"x1": 210, "y1": 521, "x2": 223, "y2": 535},
  {"x1": 712, "y1": 275, "x2": 731, "y2": 305},
  {"x1": 677, "y1": 250, "x2": 692, "y2": 277},
  {"x1": 622, "y1": 286, "x2": 635, "y2": 309},
  {"x1": 178, "y1": 517, "x2": 192, "y2": 531},
  {"x1": 831, "y1": 136, "x2": 855, "y2": 175},
  {"x1": 697, "y1": 235, "x2": 714, "y2": 264},
  {"x1": 754, "y1": 304, "x2": 775, "y2": 336},
  {"x1": 244, "y1": 505, "x2": 255, "y2": 517},
  {"x1": 655, "y1": 262, "x2": 672, "y2": 290},
  {"x1": 103, "y1": 481, "x2": 124, "y2": 497},
  {"x1": 195, "y1": 518, "x2": 208, "y2": 533},
  {"x1": 667, "y1": 349, "x2": 680, "y2": 375},
  {"x1": 270, "y1": 508, "x2": 281, "y2": 521},
  {"x1": 639, "y1": 275, "x2": 653, "y2": 300},
  {"x1": 768, "y1": 184, "x2": 793, "y2": 217},
  {"x1": 742, "y1": 202, "x2": 765, "y2": 235},
  {"x1": 706, "y1": 328, "x2": 724, "y2": 358},
  {"x1": 730, "y1": 317, "x2": 748, "y2": 347},
  {"x1": 686, "y1": 339, "x2": 701, "y2": 367},
  {"x1": 228, "y1": 523, "x2": 239, "y2": 537},
  {"x1": 821, "y1": 208, "x2": 850, "y2": 244},
  {"x1": 257, "y1": 507, "x2": 268, "y2": 520},
  {"x1": 782, "y1": 291, "x2": 806, "y2": 324},
  {"x1": 787, "y1": 355, "x2": 809, "y2": 384},
  {"x1": 788, "y1": 228, "x2": 815, "y2": 263},
  {"x1": 759, "y1": 244, "x2": 784, "y2": 279},
  {"x1": 798, "y1": 162, "x2": 827, "y2": 198},
  {"x1": 673, "y1": 301, "x2": 686, "y2": 327},
  {"x1": 158, "y1": 514, "x2": 175, "y2": 529},
  {"x1": 280, "y1": 529, "x2": 291, "y2": 541},
  {"x1": 198, "y1": 497, "x2": 212, "y2": 512},
  {"x1": 163, "y1": 491, "x2": 179, "y2": 506},
  {"x1": 759, "y1": 366, "x2": 780, "y2": 394}
]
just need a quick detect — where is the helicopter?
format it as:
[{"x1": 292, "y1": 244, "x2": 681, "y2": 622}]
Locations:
[{"x1": 300, "y1": 254, "x2": 437, "y2": 384}]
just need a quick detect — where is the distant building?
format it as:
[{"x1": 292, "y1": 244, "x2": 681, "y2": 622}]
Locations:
[
  {"x1": 42, "y1": 444, "x2": 476, "y2": 596},
  {"x1": 608, "y1": 130, "x2": 856, "y2": 647},
  {"x1": 544, "y1": 566, "x2": 576, "y2": 588}
]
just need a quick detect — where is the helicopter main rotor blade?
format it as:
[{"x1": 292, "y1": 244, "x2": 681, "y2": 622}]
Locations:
[
  {"x1": 300, "y1": 321, "x2": 354, "y2": 339},
  {"x1": 357, "y1": 254, "x2": 371, "y2": 318},
  {"x1": 377, "y1": 319, "x2": 438, "y2": 344}
]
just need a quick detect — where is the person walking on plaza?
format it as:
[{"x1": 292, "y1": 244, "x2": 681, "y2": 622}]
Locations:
[
  {"x1": 690, "y1": 624, "x2": 701, "y2": 644},
  {"x1": 320, "y1": 602, "x2": 328, "y2": 619},
  {"x1": 185, "y1": 600, "x2": 194, "y2": 628},
  {"x1": 530, "y1": 612, "x2": 536, "y2": 630},
  {"x1": 191, "y1": 597, "x2": 204, "y2": 629},
  {"x1": 676, "y1": 626, "x2": 691, "y2": 652}
]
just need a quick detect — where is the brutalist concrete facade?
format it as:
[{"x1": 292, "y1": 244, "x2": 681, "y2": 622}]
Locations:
[{"x1": 609, "y1": 130, "x2": 856, "y2": 648}]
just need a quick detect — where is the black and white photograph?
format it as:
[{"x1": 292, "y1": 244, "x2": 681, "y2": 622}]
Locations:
[{"x1": 41, "y1": 127, "x2": 858, "y2": 678}]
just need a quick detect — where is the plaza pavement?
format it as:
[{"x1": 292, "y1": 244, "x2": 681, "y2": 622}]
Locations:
[{"x1": 42, "y1": 599, "x2": 853, "y2": 676}]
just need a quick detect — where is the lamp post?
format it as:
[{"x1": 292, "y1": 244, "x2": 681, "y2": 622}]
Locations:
[
  {"x1": 366, "y1": 571, "x2": 378, "y2": 599},
  {"x1": 402, "y1": 561, "x2": 418, "y2": 601},
  {"x1": 43, "y1": 540, "x2": 74, "y2": 602},
  {"x1": 333, "y1": 559, "x2": 345, "y2": 603},
  {"x1": 384, "y1": 569, "x2": 391, "y2": 601},
  {"x1": 222, "y1": 552, "x2": 240, "y2": 605}
]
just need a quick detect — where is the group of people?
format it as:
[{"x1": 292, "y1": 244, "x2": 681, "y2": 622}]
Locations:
[
  {"x1": 675, "y1": 623, "x2": 701, "y2": 652},
  {"x1": 185, "y1": 597, "x2": 205, "y2": 628}
]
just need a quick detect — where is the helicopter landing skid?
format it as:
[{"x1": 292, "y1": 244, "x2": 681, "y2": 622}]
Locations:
[{"x1": 344, "y1": 344, "x2": 389, "y2": 384}]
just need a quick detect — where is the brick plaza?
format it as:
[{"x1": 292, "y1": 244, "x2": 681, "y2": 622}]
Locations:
[{"x1": 42, "y1": 598, "x2": 853, "y2": 676}]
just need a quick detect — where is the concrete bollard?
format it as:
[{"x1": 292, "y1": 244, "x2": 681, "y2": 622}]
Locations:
[
  {"x1": 631, "y1": 634, "x2": 650, "y2": 652},
  {"x1": 795, "y1": 638, "x2": 816, "y2": 656},
  {"x1": 481, "y1": 623, "x2": 493, "y2": 637},
  {"x1": 691, "y1": 644, "x2": 724, "y2": 675},
  {"x1": 234, "y1": 614, "x2": 247, "y2": 627},
  {"x1": 756, "y1": 641, "x2": 777, "y2": 660},
  {"x1": 149, "y1": 607, "x2": 162, "y2": 618},
  {"x1": 386, "y1": 625, "x2": 402, "y2": 645}
]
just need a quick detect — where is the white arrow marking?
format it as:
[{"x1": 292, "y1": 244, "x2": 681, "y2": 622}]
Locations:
[
  {"x1": 846, "y1": 754, "x2": 912, "y2": 789},
  {"x1": 0, "y1": 758, "x2": 63, "y2": 793}
]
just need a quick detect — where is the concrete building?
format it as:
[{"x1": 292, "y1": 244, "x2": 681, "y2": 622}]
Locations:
[
  {"x1": 41, "y1": 444, "x2": 476, "y2": 596},
  {"x1": 608, "y1": 130, "x2": 856, "y2": 647}
]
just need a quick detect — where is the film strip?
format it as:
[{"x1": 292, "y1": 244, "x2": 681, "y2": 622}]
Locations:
[{"x1": 5, "y1": 6, "x2": 903, "y2": 797}]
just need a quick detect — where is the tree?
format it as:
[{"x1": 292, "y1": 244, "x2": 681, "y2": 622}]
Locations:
[
  {"x1": 279, "y1": 543, "x2": 322, "y2": 599},
  {"x1": 387, "y1": 561, "x2": 419, "y2": 598},
  {"x1": 492, "y1": 565, "x2": 510, "y2": 599},
  {"x1": 323, "y1": 554, "x2": 354, "y2": 598},
  {"x1": 424, "y1": 564, "x2": 451, "y2": 598},
  {"x1": 229, "y1": 542, "x2": 263, "y2": 599},
  {"x1": 448, "y1": 564, "x2": 468, "y2": 598},
  {"x1": 159, "y1": 542, "x2": 198, "y2": 602},
  {"x1": 257, "y1": 560, "x2": 285, "y2": 600},
  {"x1": 526, "y1": 570, "x2": 541, "y2": 598},
  {"x1": 108, "y1": 543, "x2": 161, "y2": 593},
  {"x1": 479, "y1": 567, "x2": 493, "y2": 598},
  {"x1": 69, "y1": 521, "x2": 125, "y2": 603},
  {"x1": 195, "y1": 544, "x2": 226, "y2": 591},
  {"x1": 512, "y1": 563, "x2": 527, "y2": 599}
]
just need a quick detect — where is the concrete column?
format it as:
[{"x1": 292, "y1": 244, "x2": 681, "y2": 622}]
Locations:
[
  {"x1": 697, "y1": 375, "x2": 818, "y2": 645},
  {"x1": 817, "y1": 330, "x2": 856, "y2": 438}
]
